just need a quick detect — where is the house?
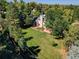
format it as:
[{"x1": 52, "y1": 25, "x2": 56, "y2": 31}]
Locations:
[
  {"x1": 33, "y1": 14, "x2": 46, "y2": 28},
  {"x1": 33, "y1": 14, "x2": 52, "y2": 34}
]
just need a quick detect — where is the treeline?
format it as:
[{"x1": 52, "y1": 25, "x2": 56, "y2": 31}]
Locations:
[{"x1": 0, "y1": 0, "x2": 41, "y2": 59}]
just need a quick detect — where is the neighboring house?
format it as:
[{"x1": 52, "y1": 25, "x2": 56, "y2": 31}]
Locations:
[
  {"x1": 33, "y1": 14, "x2": 52, "y2": 34},
  {"x1": 33, "y1": 14, "x2": 46, "y2": 28},
  {"x1": 72, "y1": 20, "x2": 79, "y2": 26}
]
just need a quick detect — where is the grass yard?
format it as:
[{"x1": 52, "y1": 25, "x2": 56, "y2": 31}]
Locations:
[{"x1": 22, "y1": 28, "x2": 65, "y2": 59}]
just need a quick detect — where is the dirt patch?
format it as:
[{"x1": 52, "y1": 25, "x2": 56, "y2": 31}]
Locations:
[
  {"x1": 32, "y1": 27, "x2": 52, "y2": 34},
  {"x1": 59, "y1": 48, "x2": 67, "y2": 59},
  {"x1": 43, "y1": 28, "x2": 52, "y2": 34}
]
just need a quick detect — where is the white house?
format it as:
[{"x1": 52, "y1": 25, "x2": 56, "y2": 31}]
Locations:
[
  {"x1": 34, "y1": 14, "x2": 46, "y2": 28},
  {"x1": 33, "y1": 14, "x2": 52, "y2": 34}
]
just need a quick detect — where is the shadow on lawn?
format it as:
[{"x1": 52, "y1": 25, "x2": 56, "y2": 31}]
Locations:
[
  {"x1": 20, "y1": 24, "x2": 32, "y2": 29},
  {"x1": 29, "y1": 46, "x2": 40, "y2": 56},
  {"x1": 0, "y1": 31, "x2": 41, "y2": 59},
  {"x1": 0, "y1": 37, "x2": 41, "y2": 59}
]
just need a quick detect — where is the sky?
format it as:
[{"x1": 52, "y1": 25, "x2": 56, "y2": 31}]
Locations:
[{"x1": 8, "y1": 0, "x2": 79, "y2": 5}]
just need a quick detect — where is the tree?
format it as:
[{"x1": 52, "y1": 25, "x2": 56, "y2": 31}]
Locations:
[
  {"x1": 65, "y1": 23, "x2": 79, "y2": 47},
  {"x1": 0, "y1": 1, "x2": 38, "y2": 59},
  {"x1": 45, "y1": 8, "x2": 63, "y2": 28},
  {"x1": 52, "y1": 19, "x2": 69, "y2": 38},
  {"x1": 73, "y1": 7, "x2": 79, "y2": 21},
  {"x1": 63, "y1": 9, "x2": 74, "y2": 24},
  {"x1": 45, "y1": 7, "x2": 69, "y2": 38}
]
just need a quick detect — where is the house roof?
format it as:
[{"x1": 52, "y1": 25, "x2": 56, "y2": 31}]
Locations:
[{"x1": 72, "y1": 21, "x2": 79, "y2": 26}]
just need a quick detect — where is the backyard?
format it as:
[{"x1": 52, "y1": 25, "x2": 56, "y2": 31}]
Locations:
[
  {"x1": 1, "y1": 0, "x2": 79, "y2": 59},
  {"x1": 22, "y1": 28, "x2": 66, "y2": 59}
]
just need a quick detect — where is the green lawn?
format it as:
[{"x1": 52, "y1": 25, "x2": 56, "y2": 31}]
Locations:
[{"x1": 22, "y1": 28, "x2": 64, "y2": 59}]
